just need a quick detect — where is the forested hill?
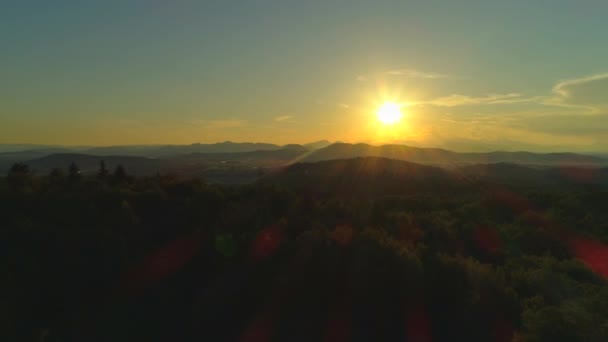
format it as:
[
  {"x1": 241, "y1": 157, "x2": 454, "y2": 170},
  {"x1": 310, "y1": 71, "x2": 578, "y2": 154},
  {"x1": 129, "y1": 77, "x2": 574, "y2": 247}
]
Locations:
[
  {"x1": 2, "y1": 143, "x2": 606, "y2": 181},
  {"x1": 2, "y1": 158, "x2": 608, "y2": 341},
  {"x1": 302, "y1": 143, "x2": 606, "y2": 167},
  {"x1": 267, "y1": 157, "x2": 608, "y2": 196},
  {"x1": 265, "y1": 157, "x2": 467, "y2": 197}
]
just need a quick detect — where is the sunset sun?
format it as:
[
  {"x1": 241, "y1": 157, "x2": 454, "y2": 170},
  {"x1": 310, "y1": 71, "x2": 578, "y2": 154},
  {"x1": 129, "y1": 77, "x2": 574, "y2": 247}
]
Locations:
[{"x1": 377, "y1": 102, "x2": 403, "y2": 125}]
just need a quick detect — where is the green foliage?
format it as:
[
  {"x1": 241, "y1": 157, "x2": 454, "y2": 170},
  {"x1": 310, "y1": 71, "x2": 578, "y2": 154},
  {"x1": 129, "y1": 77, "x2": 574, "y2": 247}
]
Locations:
[{"x1": 1, "y1": 170, "x2": 608, "y2": 341}]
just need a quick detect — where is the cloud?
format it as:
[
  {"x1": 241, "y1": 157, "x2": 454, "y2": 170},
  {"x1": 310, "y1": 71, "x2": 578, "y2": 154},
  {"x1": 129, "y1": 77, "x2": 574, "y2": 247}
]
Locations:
[
  {"x1": 549, "y1": 72, "x2": 608, "y2": 111},
  {"x1": 412, "y1": 110, "x2": 604, "y2": 152},
  {"x1": 405, "y1": 72, "x2": 608, "y2": 151},
  {"x1": 417, "y1": 72, "x2": 608, "y2": 111},
  {"x1": 274, "y1": 115, "x2": 293, "y2": 122},
  {"x1": 205, "y1": 119, "x2": 247, "y2": 128},
  {"x1": 422, "y1": 93, "x2": 530, "y2": 107},
  {"x1": 357, "y1": 68, "x2": 447, "y2": 82},
  {"x1": 384, "y1": 69, "x2": 448, "y2": 79},
  {"x1": 516, "y1": 113, "x2": 608, "y2": 136},
  {"x1": 338, "y1": 103, "x2": 350, "y2": 109}
]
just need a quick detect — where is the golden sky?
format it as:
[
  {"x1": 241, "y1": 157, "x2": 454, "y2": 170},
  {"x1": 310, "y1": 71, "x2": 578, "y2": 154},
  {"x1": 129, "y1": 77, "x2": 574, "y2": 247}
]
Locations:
[{"x1": 1, "y1": 2, "x2": 607, "y2": 152}]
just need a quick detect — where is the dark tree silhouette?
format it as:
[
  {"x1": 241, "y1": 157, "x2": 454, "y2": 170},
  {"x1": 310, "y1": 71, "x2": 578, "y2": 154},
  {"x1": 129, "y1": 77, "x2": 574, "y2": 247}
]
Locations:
[
  {"x1": 98, "y1": 160, "x2": 109, "y2": 180},
  {"x1": 7, "y1": 162, "x2": 30, "y2": 189},
  {"x1": 68, "y1": 162, "x2": 81, "y2": 181},
  {"x1": 9, "y1": 162, "x2": 29, "y2": 175},
  {"x1": 2, "y1": 161, "x2": 608, "y2": 341},
  {"x1": 49, "y1": 168, "x2": 65, "y2": 183},
  {"x1": 49, "y1": 168, "x2": 64, "y2": 177},
  {"x1": 47, "y1": 168, "x2": 66, "y2": 190},
  {"x1": 113, "y1": 164, "x2": 127, "y2": 183}
]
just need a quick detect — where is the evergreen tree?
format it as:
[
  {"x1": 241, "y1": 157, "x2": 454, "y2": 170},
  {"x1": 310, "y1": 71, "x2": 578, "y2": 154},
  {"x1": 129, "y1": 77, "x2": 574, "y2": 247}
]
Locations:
[
  {"x1": 98, "y1": 160, "x2": 109, "y2": 179},
  {"x1": 49, "y1": 168, "x2": 64, "y2": 178},
  {"x1": 68, "y1": 162, "x2": 81, "y2": 181},
  {"x1": 7, "y1": 162, "x2": 30, "y2": 189},
  {"x1": 49, "y1": 168, "x2": 65, "y2": 184},
  {"x1": 113, "y1": 164, "x2": 127, "y2": 183},
  {"x1": 8, "y1": 162, "x2": 29, "y2": 175}
]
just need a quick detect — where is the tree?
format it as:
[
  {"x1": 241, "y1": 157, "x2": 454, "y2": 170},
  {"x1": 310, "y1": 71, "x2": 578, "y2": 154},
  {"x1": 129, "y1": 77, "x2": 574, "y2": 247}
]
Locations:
[
  {"x1": 113, "y1": 165, "x2": 127, "y2": 183},
  {"x1": 9, "y1": 162, "x2": 29, "y2": 175},
  {"x1": 68, "y1": 162, "x2": 81, "y2": 181},
  {"x1": 49, "y1": 168, "x2": 65, "y2": 185},
  {"x1": 98, "y1": 160, "x2": 109, "y2": 180},
  {"x1": 7, "y1": 162, "x2": 30, "y2": 189},
  {"x1": 49, "y1": 168, "x2": 64, "y2": 177}
]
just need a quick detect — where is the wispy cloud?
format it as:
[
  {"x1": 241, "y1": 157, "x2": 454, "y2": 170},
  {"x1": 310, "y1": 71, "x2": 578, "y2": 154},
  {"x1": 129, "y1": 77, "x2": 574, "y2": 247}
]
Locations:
[
  {"x1": 384, "y1": 69, "x2": 448, "y2": 79},
  {"x1": 418, "y1": 72, "x2": 608, "y2": 111},
  {"x1": 206, "y1": 119, "x2": 247, "y2": 128},
  {"x1": 338, "y1": 103, "x2": 350, "y2": 109},
  {"x1": 402, "y1": 72, "x2": 608, "y2": 151},
  {"x1": 274, "y1": 115, "x2": 293, "y2": 122},
  {"x1": 547, "y1": 72, "x2": 608, "y2": 112},
  {"x1": 422, "y1": 93, "x2": 530, "y2": 107},
  {"x1": 553, "y1": 72, "x2": 608, "y2": 97},
  {"x1": 357, "y1": 68, "x2": 448, "y2": 82}
]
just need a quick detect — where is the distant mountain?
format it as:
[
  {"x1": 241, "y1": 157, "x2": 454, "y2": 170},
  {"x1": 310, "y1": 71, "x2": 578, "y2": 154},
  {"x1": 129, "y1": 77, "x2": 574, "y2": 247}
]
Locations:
[
  {"x1": 84, "y1": 141, "x2": 283, "y2": 157},
  {"x1": 3, "y1": 142, "x2": 608, "y2": 185},
  {"x1": 0, "y1": 148, "x2": 76, "y2": 160},
  {"x1": 0, "y1": 144, "x2": 70, "y2": 153},
  {"x1": 0, "y1": 142, "x2": 291, "y2": 170},
  {"x1": 0, "y1": 148, "x2": 77, "y2": 171},
  {"x1": 11, "y1": 146, "x2": 311, "y2": 182},
  {"x1": 303, "y1": 140, "x2": 332, "y2": 150},
  {"x1": 302, "y1": 143, "x2": 607, "y2": 167},
  {"x1": 167, "y1": 145, "x2": 309, "y2": 166}
]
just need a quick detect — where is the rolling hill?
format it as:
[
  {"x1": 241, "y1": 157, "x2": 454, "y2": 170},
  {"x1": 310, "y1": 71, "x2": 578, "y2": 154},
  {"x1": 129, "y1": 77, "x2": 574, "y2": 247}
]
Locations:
[
  {"x1": 3, "y1": 142, "x2": 607, "y2": 186},
  {"x1": 302, "y1": 143, "x2": 606, "y2": 167},
  {"x1": 266, "y1": 157, "x2": 608, "y2": 198},
  {"x1": 83, "y1": 141, "x2": 285, "y2": 157}
]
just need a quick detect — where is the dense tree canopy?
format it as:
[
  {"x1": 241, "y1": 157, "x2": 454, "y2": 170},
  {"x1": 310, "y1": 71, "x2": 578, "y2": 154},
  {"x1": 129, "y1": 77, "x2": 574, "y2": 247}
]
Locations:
[{"x1": 2, "y1": 162, "x2": 608, "y2": 341}]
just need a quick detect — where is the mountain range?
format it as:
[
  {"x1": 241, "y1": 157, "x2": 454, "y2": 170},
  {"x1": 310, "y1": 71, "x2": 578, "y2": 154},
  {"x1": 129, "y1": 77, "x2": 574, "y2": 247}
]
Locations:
[{"x1": 2, "y1": 141, "x2": 607, "y2": 184}]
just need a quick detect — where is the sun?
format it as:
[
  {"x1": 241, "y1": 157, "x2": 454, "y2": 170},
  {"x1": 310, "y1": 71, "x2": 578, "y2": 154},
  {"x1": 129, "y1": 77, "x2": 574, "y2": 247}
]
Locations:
[{"x1": 377, "y1": 102, "x2": 403, "y2": 125}]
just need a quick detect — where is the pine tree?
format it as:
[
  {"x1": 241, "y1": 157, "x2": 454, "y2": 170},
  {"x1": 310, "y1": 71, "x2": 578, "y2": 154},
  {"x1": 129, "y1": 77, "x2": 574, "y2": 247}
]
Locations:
[
  {"x1": 98, "y1": 160, "x2": 109, "y2": 179},
  {"x1": 68, "y1": 162, "x2": 81, "y2": 181},
  {"x1": 7, "y1": 163, "x2": 30, "y2": 189},
  {"x1": 113, "y1": 165, "x2": 127, "y2": 183}
]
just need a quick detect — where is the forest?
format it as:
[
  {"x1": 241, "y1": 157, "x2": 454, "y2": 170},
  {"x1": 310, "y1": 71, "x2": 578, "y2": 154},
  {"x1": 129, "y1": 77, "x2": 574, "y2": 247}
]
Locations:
[{"x1": 2, "y1": 159, "x2": 608, "y2": 341}]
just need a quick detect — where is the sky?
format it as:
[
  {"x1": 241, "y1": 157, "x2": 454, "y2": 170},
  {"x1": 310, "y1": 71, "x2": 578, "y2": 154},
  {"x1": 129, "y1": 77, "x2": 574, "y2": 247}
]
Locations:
[{"x1": 1, "y1": 0, "x2": 608, "y2": 151}]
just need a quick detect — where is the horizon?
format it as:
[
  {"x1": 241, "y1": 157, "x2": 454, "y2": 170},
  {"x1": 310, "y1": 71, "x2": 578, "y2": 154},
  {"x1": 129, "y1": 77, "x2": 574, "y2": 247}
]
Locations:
[
  {"x1": 1, "y1": 140, "x2": 607, "y2": 156},
  {"x1": 2, "y1": 2, "x2": 608, "y2": 152}
]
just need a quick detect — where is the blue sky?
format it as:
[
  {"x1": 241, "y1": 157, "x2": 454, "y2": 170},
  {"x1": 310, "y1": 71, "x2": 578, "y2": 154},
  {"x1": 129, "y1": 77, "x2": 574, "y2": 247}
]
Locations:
[{"x1": 1, "y1": 1, "x2": 607, "y2": 151}]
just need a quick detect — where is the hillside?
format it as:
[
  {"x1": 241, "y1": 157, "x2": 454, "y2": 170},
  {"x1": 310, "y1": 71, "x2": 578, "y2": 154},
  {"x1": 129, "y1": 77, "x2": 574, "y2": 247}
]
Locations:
[
  {"x1": 167, "y1": 145, "x2": 308, "y2": 165},
  {"x1": 266, "y1": 157, "x2": 469, "y2": 197},
  {"x1": 267, "y1": 158, "x2": 608, "y2": 198},
  {"x1": 20, "y1": 147, "x2": 311, "y2": 183},
  {"x1": 303, "y1": 143, "x2": 606, "y2": 167},
  {"x1": 4, "y1": 143, "x2": 608, "y2": 186},
  {"x1": 4, "y1": 155, "x2": 608, "y2": 341}
]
